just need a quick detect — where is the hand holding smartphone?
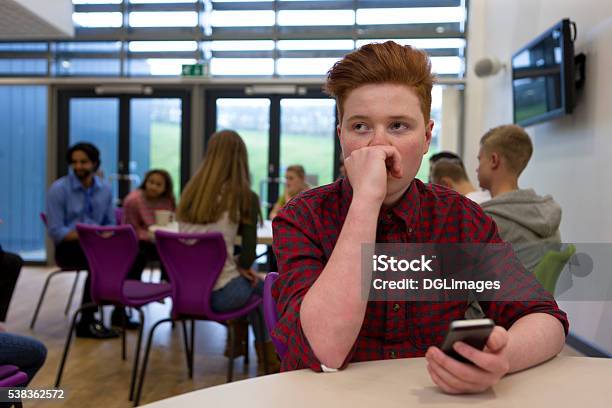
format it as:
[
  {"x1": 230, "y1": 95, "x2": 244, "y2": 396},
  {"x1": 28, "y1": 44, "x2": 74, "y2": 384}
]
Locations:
[{"x1": 440, "y1": 318, "x2": 495, "y2": 364}]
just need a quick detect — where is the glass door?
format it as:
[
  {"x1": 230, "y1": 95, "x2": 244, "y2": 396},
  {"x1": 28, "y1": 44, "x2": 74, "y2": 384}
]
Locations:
[
  {"x1": 206, "y1": 89, "x2": 339, "y2": 217},
  {"x1": 58, "y1": 90, "x2": 190, "y2": 205},
  {"x1": 279, "y1": 98, "x2": 337, "y2": 190},
  {"x1": 130, "y1": 98, "x2": 184, "y2": 200},
  {"x1": 67, "y1": 97, "x2": 120, "y2": 197},
  {"x1": 215, "y1": 98, "x2": 271, "y2": 203}
]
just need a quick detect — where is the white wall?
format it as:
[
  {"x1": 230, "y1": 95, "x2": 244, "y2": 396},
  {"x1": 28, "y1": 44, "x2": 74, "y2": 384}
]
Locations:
[
  {"x1": 0, "y1": 0, "x2": 73, "y2": 39},
  {"x1": 465, "y1": 0, "x2": 612, "y2": 354}
]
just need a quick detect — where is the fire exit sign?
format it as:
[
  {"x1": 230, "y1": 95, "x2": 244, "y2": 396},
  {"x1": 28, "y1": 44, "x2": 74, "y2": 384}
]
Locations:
[{"x1": 182, "y1": 63, "x2": 209, "y2": 77}]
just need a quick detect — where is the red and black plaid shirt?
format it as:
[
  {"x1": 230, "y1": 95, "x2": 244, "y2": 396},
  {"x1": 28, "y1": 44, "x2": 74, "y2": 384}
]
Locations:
[{"x1": 272, "y1": 177, "x2": 569, "y2": 372}]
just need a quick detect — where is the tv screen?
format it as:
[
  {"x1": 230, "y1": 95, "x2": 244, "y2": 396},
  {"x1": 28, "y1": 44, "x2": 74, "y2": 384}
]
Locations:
[{"x1": 512, "y1": 19, "x2": 575, "y2": 127}]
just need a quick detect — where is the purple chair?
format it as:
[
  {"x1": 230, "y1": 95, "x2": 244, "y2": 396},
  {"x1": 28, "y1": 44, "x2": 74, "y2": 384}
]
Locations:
[
  {"x1": 133, "y1": 230, "x2": 269, "y2": 406},
  {"x1": 0, "y1": 364, "x2": 28, "y2": 386},
  {"x1": 31, "y1": 213, "x2": 84, "y2": 329},
  {"x1": 263, "y1": 272, "x2": 287, "y2": 359},
  {"x1": 55, "y1": 224, "x2": 172, "y2": 402},
  {"x1": 0, "y1": 365, "x2": 27, "y2": 407}
]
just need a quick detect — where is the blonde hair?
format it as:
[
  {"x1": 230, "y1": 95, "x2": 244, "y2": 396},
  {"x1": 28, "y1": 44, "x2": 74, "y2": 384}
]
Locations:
[
  {"x1": 286, "y1": 164, "x2": 305, "y2": 179},
  {"x1": 324, "y1": 41, "x2": 436, "y2": 122},
  {"x1": 431, "y1": 159, "x2": 469, "y2": 184},
  {"x1": 480, "y1": 124, "x2": 533, "y2": 176},
  {"x1": 177, "y1": 130, "x2": 256, "y2": 225}
]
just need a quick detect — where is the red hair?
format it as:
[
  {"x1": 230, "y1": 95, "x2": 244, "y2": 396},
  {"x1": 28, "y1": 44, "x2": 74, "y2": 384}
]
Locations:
[{"x1": 324, "y1": 41, "x2": 436, "y2": 122}]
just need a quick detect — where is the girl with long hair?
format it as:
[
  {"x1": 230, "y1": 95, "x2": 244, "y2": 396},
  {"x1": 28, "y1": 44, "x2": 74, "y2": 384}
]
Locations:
[
  {"x1": 124, "y1": 169, "x2": 176, "y2": 240},
  {"x1": 177, "y1": 129, "x2": 279, "y2": 373}
]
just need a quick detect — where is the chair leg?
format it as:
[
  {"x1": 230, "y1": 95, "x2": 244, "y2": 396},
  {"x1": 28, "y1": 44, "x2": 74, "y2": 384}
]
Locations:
[
  {"x1": 121, "y1": 310, "x2": 127, "y2": 361},
  {"x1": 244, "y1": 322, "x2": 250, "y2": 365},
  {"x1": 128, "y1": 308, "x2": 145, "y2": 401},
  {"x1": 64, "y1": 271, "x2": 81, "y2": 316},
  {"x1": 55, "y1": 303, "x2": 97, "y2": 387},
  {"x1": 133, "y1": 317, "x2": 173, "y2": 407},
  {"x1": 256, "y1": 308, "x2": 269, "y2": 375},
  {"x1": 190, "y1": 320, "x2": 195, "y2": 377},
  {"x1": 30, "y1": 269, "x2": 62, "y2": 329},
  {"x1": 99, "y1": 306, "x2": 105, "y2": 325},
  {"x1": 227, "y1": 323, "x2": 235, "y2": 383},
  {"x1": 181, "y1": 320, "x2": 192, "y2": 378}
]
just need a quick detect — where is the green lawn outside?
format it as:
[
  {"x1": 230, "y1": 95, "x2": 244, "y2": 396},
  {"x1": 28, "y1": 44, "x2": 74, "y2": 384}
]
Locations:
[
  {"x1": 236, "y1": 129, "x2": 335, "y2": 199},
  {"x1": 150, "y1": 122, "x2": 181, "y2": 199}
]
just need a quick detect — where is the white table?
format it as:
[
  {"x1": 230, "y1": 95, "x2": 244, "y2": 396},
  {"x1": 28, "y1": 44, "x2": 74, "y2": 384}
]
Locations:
[
  {"x1": 255, "y1": 219, "x2": 273, "y2": 246},
  {"x1": 149, "y1": 220, "x2": 274, "y2": 246},
  {"x1": 140, "y1": 356, "x2": 611, "y2": 408}
]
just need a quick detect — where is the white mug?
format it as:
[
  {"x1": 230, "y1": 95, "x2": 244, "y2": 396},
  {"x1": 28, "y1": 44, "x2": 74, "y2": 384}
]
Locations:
[{"x1": 155, "y1": 210, "x2": 174, "y2": 226}]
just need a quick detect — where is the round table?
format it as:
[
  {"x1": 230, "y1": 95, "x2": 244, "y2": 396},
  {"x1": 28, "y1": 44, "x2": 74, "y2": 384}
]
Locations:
[
  {"x1": 141, "y1": 356, "x2": 611, "y2": 407},
  {"x1": 149, "y1": 220, "x2": 274, "y2": 245}
]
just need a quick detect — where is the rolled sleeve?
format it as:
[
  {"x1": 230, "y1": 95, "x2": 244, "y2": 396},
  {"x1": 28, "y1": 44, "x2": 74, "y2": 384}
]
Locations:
[
  {"x1": 272, "y1": 203, "x2": 350, "y2": 372},
  {"x1": 478, "y1": 218, "x2": 570, "y2": 335},
  {"x1": 237, "y1": 191, "x2": 260, "y2": 269},
  {"x1": 123, "y1": 196, "x2": 147, "y2": 240},
  {"x1": 481, "y1": 251, "x2": 570, "y2": 335},
  {"x1": 46, "y1": 184, "x2": 69, "y2": 244},
  {"x1": 102, "y1": 192, "x2": 115, "y2": 226}
]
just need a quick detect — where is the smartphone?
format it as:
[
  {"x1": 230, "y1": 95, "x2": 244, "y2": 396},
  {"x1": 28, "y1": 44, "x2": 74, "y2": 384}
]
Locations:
[{"x1": 440, "y1": 319, "x2": 495, "y2": 364}]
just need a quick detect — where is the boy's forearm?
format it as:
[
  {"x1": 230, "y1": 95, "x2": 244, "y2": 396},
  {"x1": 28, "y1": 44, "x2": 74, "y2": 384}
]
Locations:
[
  {"x1": 300, "y1": 198, "x2": 379, "y2": 368},
  {"x1": 507, "y1": 313, "x2": 566, "y2": 373}
]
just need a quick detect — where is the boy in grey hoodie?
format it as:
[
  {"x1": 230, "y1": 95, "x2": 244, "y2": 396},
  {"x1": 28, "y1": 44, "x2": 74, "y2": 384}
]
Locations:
[{"x1": 476, "y1": 125, "x2": 562, "y2": 272}]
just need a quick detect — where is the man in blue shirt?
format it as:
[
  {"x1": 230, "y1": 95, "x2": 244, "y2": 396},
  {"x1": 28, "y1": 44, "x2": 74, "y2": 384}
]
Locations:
[{"x1": 46, "y1": 142, "x2": 136, "y2": 338}]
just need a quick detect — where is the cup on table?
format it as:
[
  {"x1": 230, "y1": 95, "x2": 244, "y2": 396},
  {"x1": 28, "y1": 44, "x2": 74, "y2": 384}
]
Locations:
[{"x1": 155, "y1": 210, "x2": 175, "y2": 226}]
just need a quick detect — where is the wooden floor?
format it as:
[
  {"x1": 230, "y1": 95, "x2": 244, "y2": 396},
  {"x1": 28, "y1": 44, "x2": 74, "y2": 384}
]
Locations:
[
  {"x1": 5, "y1": 266, "x2": 263, "y2": 407},
  {"x1": 5, "y1": 266, "x2": 584, "y2": 408}
]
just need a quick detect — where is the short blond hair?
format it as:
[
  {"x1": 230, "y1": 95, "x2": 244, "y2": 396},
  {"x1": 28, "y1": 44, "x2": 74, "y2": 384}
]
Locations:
[
  {"x1": 480, "y1": 125, "x2": 533, "y2": 176},
  {"x1": 431, "y1": 159, "x2": 469, "y2": 184}
]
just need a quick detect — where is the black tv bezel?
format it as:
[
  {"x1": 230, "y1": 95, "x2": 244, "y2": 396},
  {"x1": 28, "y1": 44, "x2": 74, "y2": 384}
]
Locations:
[{"x1": 512, "y1": 18, "x2": 575, "y2": 127}]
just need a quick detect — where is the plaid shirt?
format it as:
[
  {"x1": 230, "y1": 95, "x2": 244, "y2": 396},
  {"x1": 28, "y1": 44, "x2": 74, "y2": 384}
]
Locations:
[{"x1": 272, "y1": 177, "x2": 569, "y2": 372}]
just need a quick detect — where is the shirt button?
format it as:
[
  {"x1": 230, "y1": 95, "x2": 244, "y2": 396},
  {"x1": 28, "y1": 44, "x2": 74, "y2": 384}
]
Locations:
[
  {"x1": 393, "y1": 303, "x2": 400, "y2": 312},
  {"x1": 390, "y1": 351, "x2": 396, "y2": 359}
]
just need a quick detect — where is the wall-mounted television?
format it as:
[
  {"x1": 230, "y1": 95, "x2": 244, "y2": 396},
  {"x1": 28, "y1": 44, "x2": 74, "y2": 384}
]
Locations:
[{"x1": 512, "y1": 19, "x2": 576, "y2": 127}]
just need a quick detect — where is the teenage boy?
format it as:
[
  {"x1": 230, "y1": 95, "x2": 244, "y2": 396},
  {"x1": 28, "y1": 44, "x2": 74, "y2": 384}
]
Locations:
[
  {"x1": 477, "y1": 124, "x2": 562, "y2": 272},
  {"x1": 272, "y1": 42, "x2": 568, "y2": 394},
  {"x1": 428, "y1": 151, "x2": 462, "y2": 183},
  {"x1": 431, "y1": 159, "x2": 491, "y2": 204}
]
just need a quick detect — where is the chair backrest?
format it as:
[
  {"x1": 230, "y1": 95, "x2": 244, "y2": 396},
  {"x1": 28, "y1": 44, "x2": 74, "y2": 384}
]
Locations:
[
  {"x1": 115, "y1": 207, "x2": 124, "y2": 225},
  {"x1": 76, "y1": 224, "x2": 139, "y2": 304},
  {"x1": 40, "y1": 212, "x2": 48, "y2": 227},
  {"x1": 154, "y1": 230, "x2": 227, "y2": 319},
  {"x1": 263, "y1": 272, "x2": 287, "y2": 359},
  {"x1": 0, "y1": 365, "x2": 19, "y2": 379},
  {"x1": 0, "y1": 365, "x2": 28, "y2": 387},
  {"x1": 534, "y1": 244, "x2": 576, "y2": 294}
]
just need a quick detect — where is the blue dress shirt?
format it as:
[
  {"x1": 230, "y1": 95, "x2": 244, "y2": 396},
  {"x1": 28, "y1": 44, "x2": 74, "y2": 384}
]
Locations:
[{"x1": 46, "y1": 171, "x2": 115, "y2": 244}]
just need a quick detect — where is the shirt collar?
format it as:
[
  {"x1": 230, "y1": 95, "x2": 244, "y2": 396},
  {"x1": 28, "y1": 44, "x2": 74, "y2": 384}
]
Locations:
[{"x1": 68, "y1": 171, "x2": 101, "y2": 192}]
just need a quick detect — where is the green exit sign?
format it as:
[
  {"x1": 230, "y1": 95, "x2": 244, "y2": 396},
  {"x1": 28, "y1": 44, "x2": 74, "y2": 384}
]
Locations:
[{"x1": 182, "y1": 63, "x2": 209, "y2": 77}]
